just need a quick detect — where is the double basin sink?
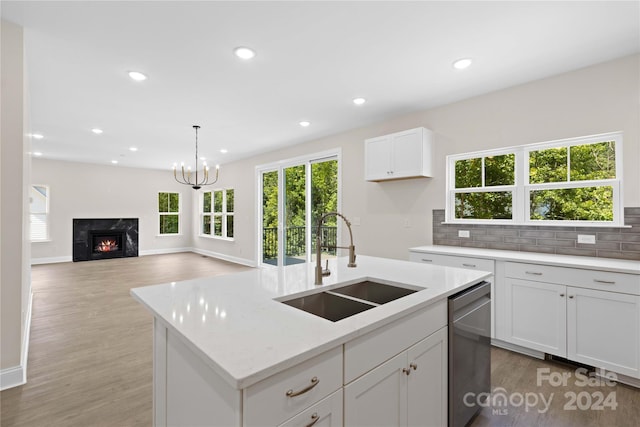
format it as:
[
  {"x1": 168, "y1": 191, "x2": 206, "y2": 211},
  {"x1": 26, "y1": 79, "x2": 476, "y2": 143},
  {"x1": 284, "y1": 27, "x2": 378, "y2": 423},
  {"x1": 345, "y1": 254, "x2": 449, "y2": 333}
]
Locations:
[{"x1": 279, "y1": 280, "x2": 420, "y2": 322}]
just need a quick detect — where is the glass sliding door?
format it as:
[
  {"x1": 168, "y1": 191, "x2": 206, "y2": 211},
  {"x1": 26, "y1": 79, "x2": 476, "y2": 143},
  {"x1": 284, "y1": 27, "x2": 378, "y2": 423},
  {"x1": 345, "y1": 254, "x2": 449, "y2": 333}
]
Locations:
[
  {"x1": 310, "y1": 159, "x2": 338, "y2": 264},
  {"x1": 284, "y1": 165, "x2": 306, "y2": 265},
  {"x1": 259, "y1": 152, "x2": 339, "y2": 267},
  {"x1": 262, "y1": 170, "x2": 279, "y2": 266}
]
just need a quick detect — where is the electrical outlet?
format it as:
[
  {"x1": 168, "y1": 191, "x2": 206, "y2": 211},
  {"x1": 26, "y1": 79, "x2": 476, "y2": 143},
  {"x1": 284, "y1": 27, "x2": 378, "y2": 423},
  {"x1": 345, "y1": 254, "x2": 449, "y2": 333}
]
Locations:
[
  {"x1": 577, "y1": 234, "x2": 596, "y2": 244},
  {"x1": 458, "y1": 230, "x2": 470, "y2": 238}
]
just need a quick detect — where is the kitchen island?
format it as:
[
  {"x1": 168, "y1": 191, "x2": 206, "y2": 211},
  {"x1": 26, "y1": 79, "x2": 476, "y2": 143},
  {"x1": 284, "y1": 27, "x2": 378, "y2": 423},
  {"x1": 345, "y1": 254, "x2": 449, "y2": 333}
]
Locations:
[{"x1": 131, "y1": 255, "x2": 490, "y2": 426}]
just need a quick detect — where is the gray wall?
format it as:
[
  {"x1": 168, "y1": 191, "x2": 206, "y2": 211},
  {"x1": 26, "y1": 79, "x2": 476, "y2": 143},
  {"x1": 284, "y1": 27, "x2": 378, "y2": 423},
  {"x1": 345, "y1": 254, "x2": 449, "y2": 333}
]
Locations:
[
  {"x1": 192, "y1": 54, "x2": 640, "y2": 263},
  {"x1": 31, "y1": 158, "x2": 194, "y2": 262},
  {"x1": 1, "y1": 19, "x2": 31, "y2": 378}
]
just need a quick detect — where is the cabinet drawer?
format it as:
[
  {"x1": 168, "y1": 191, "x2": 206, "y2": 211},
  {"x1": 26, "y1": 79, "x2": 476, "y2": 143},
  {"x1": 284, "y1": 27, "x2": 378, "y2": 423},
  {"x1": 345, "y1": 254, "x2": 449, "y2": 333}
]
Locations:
[
  {"x1": 410, "y1": 252, "x2": 495, "y2": 274},
  {"x1": 344, "y1": 300, "x2": 447, "y2": 384},
  {"x1": 278, "y1": 389, "x2": 343, "y2": 427},
  {"x1": 505, "y1": 262, "x2": 640, "y2": 295},
  {"x1": 244, "y1": 346, "x2": 342, "y2": 427}
]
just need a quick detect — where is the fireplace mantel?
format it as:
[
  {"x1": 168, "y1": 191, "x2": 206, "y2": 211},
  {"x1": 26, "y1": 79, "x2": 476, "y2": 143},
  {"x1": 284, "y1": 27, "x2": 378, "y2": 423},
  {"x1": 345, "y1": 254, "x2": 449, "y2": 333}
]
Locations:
[{"x1": 73, "y1": 218, "x2": 139, "y2": 262}]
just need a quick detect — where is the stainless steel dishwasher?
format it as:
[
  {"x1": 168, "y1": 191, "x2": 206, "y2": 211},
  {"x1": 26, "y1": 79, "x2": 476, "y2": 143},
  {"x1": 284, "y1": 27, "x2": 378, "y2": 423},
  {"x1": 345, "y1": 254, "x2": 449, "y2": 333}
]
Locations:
[{"x1": 448, "y1": 281, "x2": 491, "y2": 427}]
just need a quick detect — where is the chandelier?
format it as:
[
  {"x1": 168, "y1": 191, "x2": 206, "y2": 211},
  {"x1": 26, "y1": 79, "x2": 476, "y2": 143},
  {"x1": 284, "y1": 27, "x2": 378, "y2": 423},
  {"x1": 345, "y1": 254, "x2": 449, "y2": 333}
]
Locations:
[{"x1": 173, "y1": 125, "x2": 219, "y2": 190}]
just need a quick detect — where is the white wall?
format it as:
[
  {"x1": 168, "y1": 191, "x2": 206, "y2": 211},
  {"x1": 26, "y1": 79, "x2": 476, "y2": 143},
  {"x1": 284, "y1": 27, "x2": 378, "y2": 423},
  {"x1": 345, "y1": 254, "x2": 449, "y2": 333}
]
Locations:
[
  {"x1": 192, "y1": 54, "x2": 639, "y2": 263},
  {"x1": 31, "y1": 159, "x2": 194, "y2": 262},
  {"x1": 1, "y1": 19, "x2": 31, "y2": 387}
]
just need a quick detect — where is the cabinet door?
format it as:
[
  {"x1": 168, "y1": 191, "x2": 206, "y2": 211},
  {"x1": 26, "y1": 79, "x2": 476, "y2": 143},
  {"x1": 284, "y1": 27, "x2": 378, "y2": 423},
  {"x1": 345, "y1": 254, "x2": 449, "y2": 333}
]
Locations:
[
  {"x1": 567, "y1": 287, "x2": 640, "y2": 378},
  {"x1": 390, "y1": 129, "x2": 423, "y2": 178},
  {"x1": 278, "y1": 390, "x2": 343, "y2": 427},
  {"x1": 344, "y1": 352, "x2": 408, "y2": 427},
  {"x1": 364, "y1": 136, "x2": 392, "y2": 180},
  {"x1": 505, "y1": 278, "x2": 567, "y2": 357},
  {"x1": 407, "y1": 327, "x2": 447, "y2": 427}
]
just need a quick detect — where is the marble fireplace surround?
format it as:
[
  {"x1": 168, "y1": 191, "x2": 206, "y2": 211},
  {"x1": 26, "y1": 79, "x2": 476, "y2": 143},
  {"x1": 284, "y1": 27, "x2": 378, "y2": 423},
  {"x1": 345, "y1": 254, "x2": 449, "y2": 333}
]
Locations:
[{"x1": 73, "y1": 218, "x2": 139, "y2": 262}]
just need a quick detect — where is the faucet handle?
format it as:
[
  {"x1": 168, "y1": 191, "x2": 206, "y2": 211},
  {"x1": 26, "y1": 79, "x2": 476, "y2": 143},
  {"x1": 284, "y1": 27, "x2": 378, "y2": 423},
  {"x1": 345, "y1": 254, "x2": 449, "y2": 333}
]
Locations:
[{"x1": 322, "y1": 259, "x2": 331, "y2": 276}]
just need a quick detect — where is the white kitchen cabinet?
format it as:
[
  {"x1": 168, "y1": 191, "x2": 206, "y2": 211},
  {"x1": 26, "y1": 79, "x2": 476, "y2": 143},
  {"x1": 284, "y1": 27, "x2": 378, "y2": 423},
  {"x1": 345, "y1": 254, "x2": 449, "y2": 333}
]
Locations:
[
  {"x1": 364, "y1": 127, "x2": 433, "y2": 181},
  {"x1": 568, "y1": 287, "x2": 640, "y2": 378},
  {"x1": 504, "y1": 278, "x2": 567, "y2": 356},
  {"x1": 278, "y1": 390, "x2": 343, "y2": 427},
  {"x1": 502, "y1": 262, "x2": 640, "y2": 379},
  {"x1": 344, "y1": 327, "x2": 447, "y2": 427}
]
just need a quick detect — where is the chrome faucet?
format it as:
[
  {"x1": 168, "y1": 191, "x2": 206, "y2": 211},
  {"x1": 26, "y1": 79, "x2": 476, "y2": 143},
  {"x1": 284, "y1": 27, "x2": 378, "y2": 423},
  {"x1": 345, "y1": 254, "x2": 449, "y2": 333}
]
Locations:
[{"x1": 315, "y1": 212, "x2": 356, "y2": 285}]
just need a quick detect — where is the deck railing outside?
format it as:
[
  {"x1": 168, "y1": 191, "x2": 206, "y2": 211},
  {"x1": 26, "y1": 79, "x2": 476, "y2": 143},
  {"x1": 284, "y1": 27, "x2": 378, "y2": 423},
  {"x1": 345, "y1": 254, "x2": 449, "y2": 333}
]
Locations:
[{"x1": 263, "y1": 226, "x2": 337, "y2": 260}]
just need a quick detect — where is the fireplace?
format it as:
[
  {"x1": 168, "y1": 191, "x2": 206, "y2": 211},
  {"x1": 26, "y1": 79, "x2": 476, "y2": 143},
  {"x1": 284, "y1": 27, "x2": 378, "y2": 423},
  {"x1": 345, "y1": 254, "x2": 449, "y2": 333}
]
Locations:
[{"x1": 73, "y1": 218, "x2": 138, "y2": 262}]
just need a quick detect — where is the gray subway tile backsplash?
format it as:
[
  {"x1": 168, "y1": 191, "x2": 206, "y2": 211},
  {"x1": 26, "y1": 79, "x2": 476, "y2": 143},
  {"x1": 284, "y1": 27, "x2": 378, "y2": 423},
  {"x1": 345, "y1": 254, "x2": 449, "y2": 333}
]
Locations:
[{"x1": 432, "y1": 208, "x2": 640, "y2": 261}]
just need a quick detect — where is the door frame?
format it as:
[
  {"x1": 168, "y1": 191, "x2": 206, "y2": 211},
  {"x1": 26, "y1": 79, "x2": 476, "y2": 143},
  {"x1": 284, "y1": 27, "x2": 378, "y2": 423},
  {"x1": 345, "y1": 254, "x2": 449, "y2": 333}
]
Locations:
[{"x1": 255, "y1": 148, "x2": 342, "y2": 267}]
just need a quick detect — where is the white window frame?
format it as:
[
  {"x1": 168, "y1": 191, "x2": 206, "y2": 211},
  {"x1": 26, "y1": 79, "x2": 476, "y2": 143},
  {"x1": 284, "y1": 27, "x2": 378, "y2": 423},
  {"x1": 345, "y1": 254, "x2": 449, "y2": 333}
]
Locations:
[
  {"x1": 200, "y1": 188, "x2": 234, "y2": 241},
  {"x1": 446, "y1": 132, "x2": 624, "y2": 227},
  {"x1": 158, "y1": 191, "x2": 181, "y2": 235},
  {"x1": 30, "y1": 184, "x2": 50, "y2": 242}
]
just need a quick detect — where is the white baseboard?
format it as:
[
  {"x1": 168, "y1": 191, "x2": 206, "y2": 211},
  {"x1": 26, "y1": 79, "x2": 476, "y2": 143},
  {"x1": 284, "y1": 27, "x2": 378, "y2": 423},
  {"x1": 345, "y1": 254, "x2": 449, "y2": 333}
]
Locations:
[
  {"x1": 0, "y1": 291, "x2": 33, "y2": 391},
  {"x1": 31, "y1": 256, "x2": 72, "y2": 265},
  {"x1": 191, "y1": 247, "x2": 257, "y2": 267},
  {"x1": 139, "y1": 247, "x2": 192, "y2": 256}
]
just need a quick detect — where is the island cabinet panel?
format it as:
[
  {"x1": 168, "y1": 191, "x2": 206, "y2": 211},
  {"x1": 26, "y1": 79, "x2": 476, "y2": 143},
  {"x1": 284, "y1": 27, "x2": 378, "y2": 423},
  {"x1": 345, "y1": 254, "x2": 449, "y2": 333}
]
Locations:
[
  {"x1": 243, "y1": 346, "x2": 342, "y2": 427},
  {"x1": 278, "y1": 390, "x2": 343, "y2": 427},
  {"x1": 344, "y1": 326, "x2": 448, "y2": 427},
  {"x1": 344, "y1": 352, "x2": 408, "y2": 426},
  {"x1": 344, "y1": 300, "x2": 446, "y2": 383},
  {"x1": 164, "y1": 329, "x2": 241, "y2": 427}
]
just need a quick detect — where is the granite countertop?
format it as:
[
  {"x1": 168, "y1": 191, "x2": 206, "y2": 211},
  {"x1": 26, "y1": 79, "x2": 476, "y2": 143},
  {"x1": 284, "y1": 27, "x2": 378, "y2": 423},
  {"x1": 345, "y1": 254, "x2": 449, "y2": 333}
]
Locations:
[
  {"x1": 409, "y1": 245, "x2": 640, "y2": 275},
  {"x1": 131, "y1": 255, "x2": 490, "y2": 389}
]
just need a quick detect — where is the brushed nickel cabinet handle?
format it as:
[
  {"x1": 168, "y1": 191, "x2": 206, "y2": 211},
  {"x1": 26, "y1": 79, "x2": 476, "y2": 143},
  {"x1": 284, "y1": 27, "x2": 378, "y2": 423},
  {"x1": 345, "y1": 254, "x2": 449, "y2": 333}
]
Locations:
[
  {"x1": 525, "y1": 271, "x2": 543, "y2": 276},
  {"x1": 594, "y1": 279, "x2": 616, "y2": 285},
  {"x1": 560, "y1": 293, "x2": 565, "y2": 297},
  {"x1": 421, "y1": 258, "x2": 433, "y2": 263},
  {"x1": 402, "y1": 368, "x2": 411, "y2": 376},
  {"x1": 462, "y1": 263, "x2": 476, "y2": 268},
  {"x1": 410, "y1": 362, "x2": 418, "y2": 371},
  {"x1": 305, "y1": 413, "x2": 319, "y2": 427},
  {"x1": 286, "y1": 377, "x2": 319, "y2": 397},
  {"x1": 569, "y1": 295, "x2": 575, "y2": 299}
]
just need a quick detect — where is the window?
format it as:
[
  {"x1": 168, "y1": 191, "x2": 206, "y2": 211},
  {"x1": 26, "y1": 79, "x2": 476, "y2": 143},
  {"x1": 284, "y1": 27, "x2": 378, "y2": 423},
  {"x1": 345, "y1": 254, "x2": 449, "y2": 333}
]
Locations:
[
  {"x1": 202, "y1": 189, "x2": 234, "y2": 239},
  {"x1": 158, "y1": 192, "x2": 180, "y2": 234},
  {"x1": 30, "y1": 185, "x2": 49, "y2": 241},
  {"x1": 446, "y1": 132, "x2": 623, "y2": 226}
]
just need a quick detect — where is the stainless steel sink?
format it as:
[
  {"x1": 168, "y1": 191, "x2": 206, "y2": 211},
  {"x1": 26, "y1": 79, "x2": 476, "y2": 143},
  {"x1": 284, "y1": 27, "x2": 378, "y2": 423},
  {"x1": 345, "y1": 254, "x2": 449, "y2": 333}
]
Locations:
[
  {"x1": 279, "y1": 281, "x2": 420, "y2": 322},
  {"x1": 281, "y1": 291, "x2": 375, "y2": 322},
  {"x1": 330, "y1": 281, "x2": 418, "y2": 304}
]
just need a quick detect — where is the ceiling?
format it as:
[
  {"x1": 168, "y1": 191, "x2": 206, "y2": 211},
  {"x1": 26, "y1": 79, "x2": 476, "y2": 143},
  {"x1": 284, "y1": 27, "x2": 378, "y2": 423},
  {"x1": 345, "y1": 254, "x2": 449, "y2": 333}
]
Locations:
[{"x1": 3, "y1": 1, "x2": 639, "y2": 171}]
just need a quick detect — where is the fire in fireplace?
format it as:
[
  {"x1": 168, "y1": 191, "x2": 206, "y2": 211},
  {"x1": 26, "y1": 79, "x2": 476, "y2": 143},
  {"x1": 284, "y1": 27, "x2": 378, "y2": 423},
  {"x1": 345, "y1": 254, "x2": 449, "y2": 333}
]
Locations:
[{"x1": 95, "y1": 239, "x2": 119, "y2": 253}]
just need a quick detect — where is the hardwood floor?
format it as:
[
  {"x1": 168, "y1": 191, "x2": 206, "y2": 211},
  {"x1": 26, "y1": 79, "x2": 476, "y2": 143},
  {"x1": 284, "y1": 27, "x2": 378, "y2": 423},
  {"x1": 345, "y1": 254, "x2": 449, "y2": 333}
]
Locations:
[
  {"x1": 471, "y1": 347, "x2": 640, "y2": 427},
  {"x1": 0, "y1": 253, "x2": 252, "y2": 426},
  {"x1": 2, "y1": 253, "x2": 640, "y2": 426}
]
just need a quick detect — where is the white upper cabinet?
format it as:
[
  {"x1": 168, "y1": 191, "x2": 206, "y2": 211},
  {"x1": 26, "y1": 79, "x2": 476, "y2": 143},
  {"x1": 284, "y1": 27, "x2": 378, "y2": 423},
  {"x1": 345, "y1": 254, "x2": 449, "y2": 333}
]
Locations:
[{"x1": 365, "y1": 127, "x2": 433, "y2": 181}]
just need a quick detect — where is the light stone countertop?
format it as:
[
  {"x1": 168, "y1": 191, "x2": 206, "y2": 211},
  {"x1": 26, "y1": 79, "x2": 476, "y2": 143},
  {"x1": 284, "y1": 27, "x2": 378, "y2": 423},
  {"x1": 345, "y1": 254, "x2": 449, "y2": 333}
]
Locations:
[
  {"x1": 409, "y1": 245, "x2": 640, "y2": 275},
  {"x1": 131, "y1": 255, "x2": 490, "y2": 389}
]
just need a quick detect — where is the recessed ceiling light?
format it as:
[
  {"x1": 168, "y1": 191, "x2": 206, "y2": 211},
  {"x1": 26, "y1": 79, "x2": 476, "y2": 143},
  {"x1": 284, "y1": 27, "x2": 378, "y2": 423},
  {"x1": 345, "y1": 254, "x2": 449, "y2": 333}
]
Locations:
[
  {"x1": 111, "y1": 160, "x2": 118, "y2": 164},
  {"x1": 220, "y1": 149, "x2": 228, "y2": 154},
  {"x1": 353, "y1": 97, "x2": 366, "y2": 105},
  {"x1": 128, "y1": 71, "x2": 147, "y2": 81},
  {"x1": 92, "y1": 128, "x2": 103, "y2": 134},
  {"x1": 31, "y1": 133, "x2": 44, "y2": 139},
  {"x1": 299, "y1": 121, "x2": 311, "y2": 127},
  {"x1": 129, "y1": 147, "x2": 138, "y2": 152},
  {"x1": 453, "y1": 58, "x2": 473, "y2": 70},
  {"x1": 234, "y1": 46, "x2": 256, "y2": 60},
  {"x1": 33, "y1": 152, "x2": 43, "y2": 156}
]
